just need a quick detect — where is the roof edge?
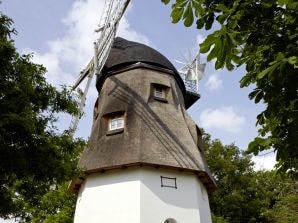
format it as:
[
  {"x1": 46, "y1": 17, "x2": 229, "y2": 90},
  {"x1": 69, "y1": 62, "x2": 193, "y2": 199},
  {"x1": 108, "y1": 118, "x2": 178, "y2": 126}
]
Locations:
[{"x1": 68, "y1": 162, "x2": 216, "y2": 194}]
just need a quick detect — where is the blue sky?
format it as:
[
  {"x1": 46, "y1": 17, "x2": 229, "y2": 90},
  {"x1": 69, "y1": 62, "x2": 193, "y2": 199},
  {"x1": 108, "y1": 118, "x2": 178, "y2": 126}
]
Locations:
[{"x1": 1, "y1": 0, "x2": 276, "y2": 171}]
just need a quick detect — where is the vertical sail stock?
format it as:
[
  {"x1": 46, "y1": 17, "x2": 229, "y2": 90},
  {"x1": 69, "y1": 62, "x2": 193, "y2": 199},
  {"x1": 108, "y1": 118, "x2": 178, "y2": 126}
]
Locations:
[{"x1": 70, "y1": 0, "x2": 130, "y2": 135}]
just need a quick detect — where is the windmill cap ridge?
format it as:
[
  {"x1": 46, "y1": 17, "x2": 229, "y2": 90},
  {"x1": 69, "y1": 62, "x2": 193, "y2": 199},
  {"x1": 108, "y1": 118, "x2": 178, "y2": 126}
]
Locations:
[
  {"x1": 96, "y1": 37, "x2": 186, "y2": 92},
  {"x1": 104, "y1": 37, "x2": 179, "y2": 74}
]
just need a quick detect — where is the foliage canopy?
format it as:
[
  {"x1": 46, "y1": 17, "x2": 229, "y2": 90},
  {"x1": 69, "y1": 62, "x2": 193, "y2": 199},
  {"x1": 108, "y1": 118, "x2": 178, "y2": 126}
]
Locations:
[
  {"x1": 0, "y1": 13, "x2": 85, "y2": 220},
  {"x1": 162, "y1": 0, "x2": 298, "y2": 176},
  {"x1": 203, "y1": 132, "x2": 298, "y2": 223}
]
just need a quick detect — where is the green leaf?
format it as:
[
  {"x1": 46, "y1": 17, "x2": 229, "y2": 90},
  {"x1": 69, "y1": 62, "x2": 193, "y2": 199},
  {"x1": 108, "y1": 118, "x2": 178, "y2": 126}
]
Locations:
[
  {"x1": 249, "y1": 89, "x2": 264, "y2": 103},
  {"x1": 171, "y1": 6, "x2": 184, "y2": 23},
  {"x1": 192, "y1": 0, "x2": 201, "y2": 11},
  {"x1": 229, "y1": 18, "x2": 238, "y2": 29},
  {"x1": 161, "y1": 0, "x2": 171, "y2": 4},
  {"x1": 240, "y1": 74, "x2": 252, "y2": 88},
  {"x1": 287, "y1": 56, "x2": 297, "y2": 65},
  {"x1": 215, "y1": 38, "x2": 225, "y2": 69},
  {"x1": 248, "y1": 137, "x2": 264, "y2": 155},
  {"x1": 216, "y1": 4, "x2": 229, "y2": 12},
  {"x1": 200, "y1": 33, "x2": 217, "y2": 53},
  {"x1": 231, "y1": 54, "x2": 241, "y2": 64},
  {"x1": 249, "y1": 89, "x2": 260, "y2": 100},
  {"x1": 207, "y1": 38, "x2": 221, "y2": 62},
  {"x1": 254, "y1": 90, "x2": 264, "y2": 103},
  {"x1": 226, "y1": 56, "x2": 235, "y2": 70},
  {"x1": 217, "y1": 13, "x2": 229, "y2": 24},
  {"x1": 196, "y1": 18, "x2": 204, "y2": 29},
  {"x1": 205, "y1": 13, "x2": 214, "y2": 30},
  {"x1": 183, "y1": 4, "x2": 194, "y2": 27},
  {"x1": 257, "y1": 62, "x2": 280, "y2": 79}
]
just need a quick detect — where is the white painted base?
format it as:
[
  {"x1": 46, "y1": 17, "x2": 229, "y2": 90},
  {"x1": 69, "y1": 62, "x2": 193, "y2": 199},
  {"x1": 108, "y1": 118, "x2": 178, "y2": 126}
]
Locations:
[{"x1": 74, "y1": 167, "x2": 212, "y2": 223}]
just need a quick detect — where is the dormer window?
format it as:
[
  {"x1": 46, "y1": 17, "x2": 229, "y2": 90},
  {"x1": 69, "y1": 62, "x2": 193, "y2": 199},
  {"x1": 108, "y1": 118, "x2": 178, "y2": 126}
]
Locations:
[
  {"x1": 105, "y1": 112, "x2": 125, "y2": 136},
  {"x1": 152, "y1": 83, "x2": 169, "y2": 102},
  {"x1": 109, "y1": 115, "x2": 124, "y2": 131}
]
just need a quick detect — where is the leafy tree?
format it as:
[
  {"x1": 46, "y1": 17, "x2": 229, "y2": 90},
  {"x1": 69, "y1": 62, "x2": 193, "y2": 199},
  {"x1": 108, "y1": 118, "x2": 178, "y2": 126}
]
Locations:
[
  {"x1": 0, "y1": 13, "x2": 85, "y2": 220},
  {"x1": 269, "y1": 194, "x2": 298, "y2": 223},
  {"x1": 202, "y1": 132, "x2": 298, "y2": 223},
  {"x1": 261, "y1": 177, "x2": 298, "y2": 223},
  {"x1": 15, "y1": 182, "x2": 77, "y2": 223},
  {"x1": 203, "y1": 133, "x2": 262, "y2": 222},
  {"x1": 162, "y1": 0, "x2": 298, "y2": 175}
]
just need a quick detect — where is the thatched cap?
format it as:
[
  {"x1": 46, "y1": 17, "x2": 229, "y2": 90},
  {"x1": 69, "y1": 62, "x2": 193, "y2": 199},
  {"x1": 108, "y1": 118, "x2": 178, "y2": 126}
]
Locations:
[
  {"x1": 103, "y1": 37, "x2": 179, "y2": 75},
  {"x1": 96, "y1": 37, "x2": 186, "y2": 97}
]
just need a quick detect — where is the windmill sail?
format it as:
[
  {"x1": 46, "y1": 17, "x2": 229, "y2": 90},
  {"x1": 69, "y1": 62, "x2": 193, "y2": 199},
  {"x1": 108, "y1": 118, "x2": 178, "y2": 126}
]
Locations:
[
  {"x1": 181, "y1": 53, "x2": 205, "y2": 81},
  {"x1": 69, "y1": 0, "x2": 130, "y2": 135},
  {"x1": 178, "y1": 51, "x2": 206, "y2": 94}
]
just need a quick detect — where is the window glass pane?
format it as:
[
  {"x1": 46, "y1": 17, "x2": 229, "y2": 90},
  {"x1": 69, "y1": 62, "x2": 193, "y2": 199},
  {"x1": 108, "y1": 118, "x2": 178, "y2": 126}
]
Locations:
[
  {"x1": 109, "y1": 116, "x2": 123, "y2": 130},
  {"x1": 117, "y1": 118, "x2": 123, "y2": 128},
  {"x1": 110, "y1": 120, "x2": 116, "y2": 130},
  {"x1": 155, "y1": 87, "x2": 163, "y2": 98}
]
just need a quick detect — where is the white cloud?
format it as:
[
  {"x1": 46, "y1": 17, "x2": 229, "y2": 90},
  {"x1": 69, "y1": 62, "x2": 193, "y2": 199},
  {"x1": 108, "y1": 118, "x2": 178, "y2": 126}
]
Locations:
[
  {"x1": 252, "y1": 152, "x2": 276, "y2": 171},
  {"x1": 199, "y1": 107, "x2": 246, "y2": 133},
  {"x1": 27, "y1": 0, "x2": 149, "y2": 90},
  {"x1": 117, "y1": 16, "x2": 151, "y2": 45},
  {"x1": 196, "y1": 34, "x2": 205, "y2": 44},
  {"x1": 204, "y1": 74, "x2": 223, "y2": 91}
]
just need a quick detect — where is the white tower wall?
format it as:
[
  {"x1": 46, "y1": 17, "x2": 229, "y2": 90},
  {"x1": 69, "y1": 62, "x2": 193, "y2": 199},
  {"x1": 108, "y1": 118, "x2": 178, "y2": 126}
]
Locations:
[{"x1": 74, "y1": 167, "x2": 212, "y2": 223}]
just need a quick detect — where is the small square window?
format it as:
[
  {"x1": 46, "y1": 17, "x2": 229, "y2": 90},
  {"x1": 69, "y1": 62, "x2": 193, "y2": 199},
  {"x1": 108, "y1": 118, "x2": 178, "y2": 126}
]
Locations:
[
  {"x1": 109, "y1": 115, "x2": 124, "y2": 131},
  {"x1": 152, "y1": 84, "x2": 169, "y2": 103}
]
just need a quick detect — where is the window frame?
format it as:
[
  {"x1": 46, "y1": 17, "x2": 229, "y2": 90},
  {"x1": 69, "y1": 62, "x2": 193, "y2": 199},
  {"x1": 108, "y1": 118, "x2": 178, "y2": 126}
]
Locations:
[
  {"x1": 105, "y1": 112, "x2": 125, "y2": 136},
  {"x1": 109, "y1": 115, "x2": 124, "y2": 131},
  {"x1": 152, "y1": 83, "x2": 169, "y2": 103},
  {"x1": 160, "y1": 176, "x2": 177, "y2": 189}
]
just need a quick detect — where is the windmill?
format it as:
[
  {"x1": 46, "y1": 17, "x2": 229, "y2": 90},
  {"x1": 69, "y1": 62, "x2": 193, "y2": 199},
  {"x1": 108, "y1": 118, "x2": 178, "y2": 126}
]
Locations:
[
  {"x1": 70, "y1": 35, "x2": 215, "y2": 223},
  {"x1": 176, "y1": 45, "x2": 206, "y2": 94},
  {"x1": 68, "y1": 2, "x2": 215, "y2": 222}
]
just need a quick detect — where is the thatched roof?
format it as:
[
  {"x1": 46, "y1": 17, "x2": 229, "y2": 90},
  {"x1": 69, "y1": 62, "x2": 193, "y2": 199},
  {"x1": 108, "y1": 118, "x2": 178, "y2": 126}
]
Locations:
[{"x1": 103, "y1": 37, "x2": 179, "y2": 74}]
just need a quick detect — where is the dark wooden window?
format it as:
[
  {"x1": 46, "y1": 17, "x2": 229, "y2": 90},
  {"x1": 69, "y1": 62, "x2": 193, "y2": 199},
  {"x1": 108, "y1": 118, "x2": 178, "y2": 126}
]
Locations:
[{"x1": 152, "y1": 84, "x2": 169, "y2": 103}]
